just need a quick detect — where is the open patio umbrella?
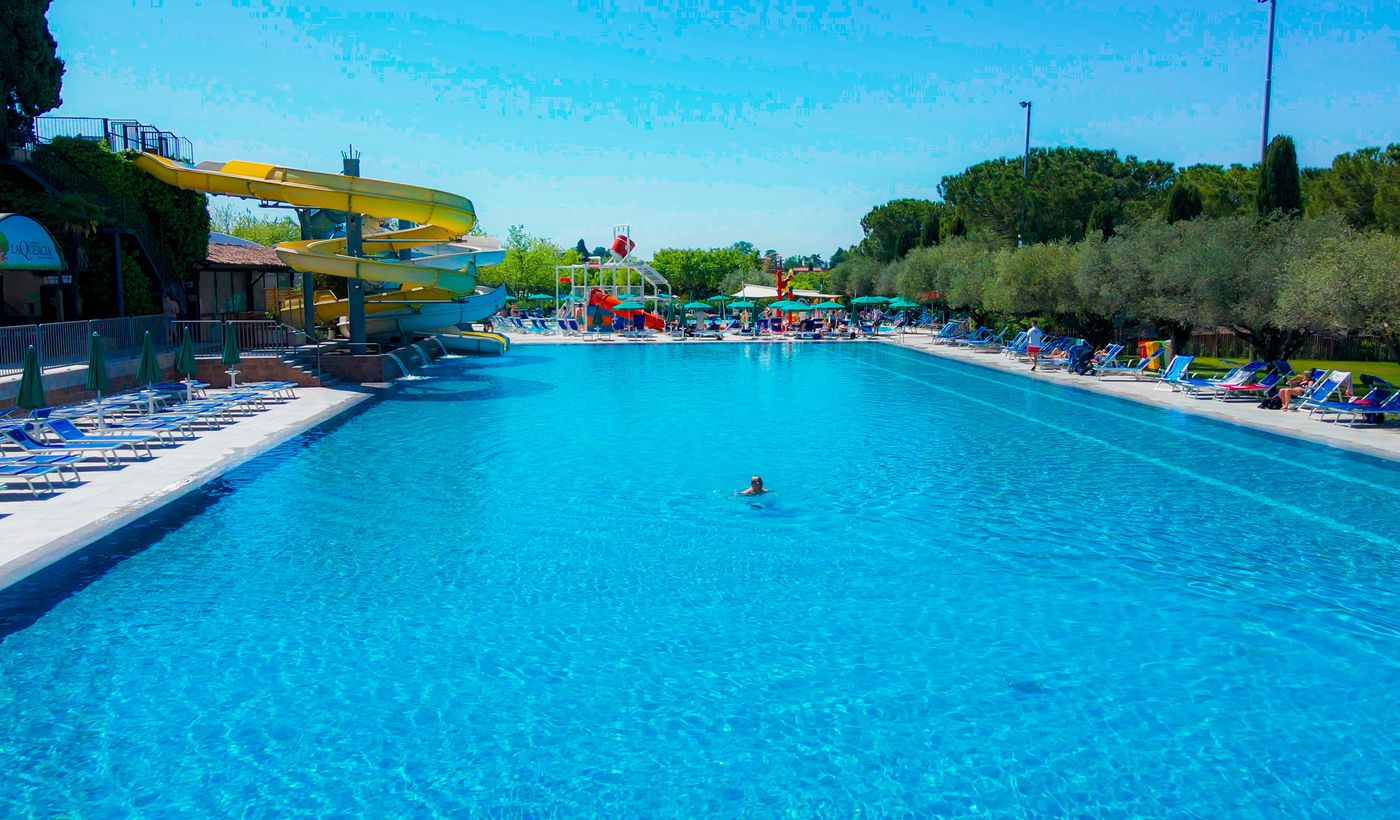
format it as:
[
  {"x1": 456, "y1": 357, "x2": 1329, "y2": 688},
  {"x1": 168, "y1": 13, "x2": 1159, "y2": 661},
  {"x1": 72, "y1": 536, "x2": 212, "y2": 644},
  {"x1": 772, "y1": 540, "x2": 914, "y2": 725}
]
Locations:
[
  {"x1": 682, "y1": 301, "x2": 712, "y2": 310},
  {"x1": 15, "y1": 345, "x2": 47, "y2": 411},
  {"x1": 174, "y1": 326, "x2": 198, "y2": 401},
  {"x1": 85, "y1": 332, "x2": 112, "y2": 429},
  {"x1": 527, "y1": 293, "x2": 555, "y2": 301},
  {"x1": 221, "y1": 326, "x2": 242, "y2": 388},
  {"x1": 812, "y1": 301, "x2": 845, "y2": 310},
  {"x1": 888, "y1": 297, "x2": 920, "y2": 309},
  {"x1": 613, "y1": 300, "x2": 646, "y2": 311},
  {"x1": 728, "y1": 300, "x2": 756, "y2": 310},
  {"x1": 136, "y1": 330, "x2": 164, "y2": 413},
  {"x1": 851, "y1": 295, "x2": 889, "y2": 305}
]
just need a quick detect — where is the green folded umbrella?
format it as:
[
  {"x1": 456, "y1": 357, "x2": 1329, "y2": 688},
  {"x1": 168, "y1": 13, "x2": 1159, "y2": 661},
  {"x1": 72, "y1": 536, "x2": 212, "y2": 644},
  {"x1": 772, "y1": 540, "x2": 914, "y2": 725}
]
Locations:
[
  {"x1": 15, "y1": 345, "x2": 47, "y2": 410},
  {"x1": 613, "y1": 300, "x2": 646, "y2": 311},
  {"x1": 174, "y1": 327, "x2": 197, "y2": 377},
  {"x1": 174, "y1": 327, "x2": 198, "y2": 401},
  {"x1": 220, "y1": 328, "x2": 241, "y2": 367},
  {"x1": 85, "y1": 332, "x2": 111, "y2": 397},
  {"x1": 220, "y1": 326, "x2": 242, "y2": 388},
  {"x1": 136, "y1": 330, "x2": 163, "y2": 386}
]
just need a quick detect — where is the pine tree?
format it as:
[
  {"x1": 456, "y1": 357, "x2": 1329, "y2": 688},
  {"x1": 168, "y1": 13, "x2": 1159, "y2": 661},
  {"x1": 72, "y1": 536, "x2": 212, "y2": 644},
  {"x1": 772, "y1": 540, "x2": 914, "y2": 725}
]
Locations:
[
  {"x1": 950, "y1": 217, "x2": 967, "y2": 237},
  {"x1": 1086, "y1": 204, "x2": 1115, "y2": 240},
  {"x1": 1165, "y1": 183, "x2": 1204, "y2": 223},
  {"x1": 0, "y1": 0, "x2": 65, "y2": 152},
  {"x1": 1257, "y1": 135, "x2": 1304, "y2": 218}
]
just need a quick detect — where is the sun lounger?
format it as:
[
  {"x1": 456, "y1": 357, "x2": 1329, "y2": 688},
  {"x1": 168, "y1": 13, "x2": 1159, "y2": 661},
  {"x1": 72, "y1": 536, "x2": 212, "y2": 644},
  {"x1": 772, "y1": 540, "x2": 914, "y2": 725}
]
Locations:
[
  {"x1": 0, "y1": 454, "x2": 82, "y2": 484},
  {"x1": 1093, "y1": 348, "x2": 1164, "y2": 380},
  {"x1": 2, "y1": 427, "x2": 139, "y2": 467},
  {"x1": 1174, "y1": 361, "x2": 1268, "y2": 397},
  {"x1": 1307, "y1": 384, "x2": 1400, "y2": 426},
  {"x1": 39, "y1": 418, "x2": 159, "y2": 457},
  {"x1": 1214, "y1": 363, "x2": 1293, "y2": 400},
  {"x1": 0, "y1": 463, "x2": 65, "y2": 497}
]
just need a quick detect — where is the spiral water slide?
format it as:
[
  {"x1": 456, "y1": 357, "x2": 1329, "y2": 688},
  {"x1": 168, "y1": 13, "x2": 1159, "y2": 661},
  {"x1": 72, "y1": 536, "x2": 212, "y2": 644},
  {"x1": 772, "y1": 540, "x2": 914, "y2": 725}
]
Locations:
[{"x1": 134, "y1": 153, "x2": 487, "y2": 293}]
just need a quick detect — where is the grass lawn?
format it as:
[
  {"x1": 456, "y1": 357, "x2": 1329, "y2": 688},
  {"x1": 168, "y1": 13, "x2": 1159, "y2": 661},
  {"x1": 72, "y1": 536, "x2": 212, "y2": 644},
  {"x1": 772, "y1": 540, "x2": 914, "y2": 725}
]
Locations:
[{"x1": 1192, "y1": 357, "x2": 1400, "y2": 383}]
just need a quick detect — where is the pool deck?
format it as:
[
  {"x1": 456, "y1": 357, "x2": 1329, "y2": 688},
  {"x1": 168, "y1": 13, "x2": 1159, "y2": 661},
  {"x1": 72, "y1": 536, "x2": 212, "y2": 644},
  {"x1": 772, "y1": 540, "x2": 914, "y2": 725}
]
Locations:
[
  {"x1": 0, "y1": 387, "x2": 372, "y2": 590},
  {"x1": 508, "y1": 330, "x2": 1400, "y2": 463}
]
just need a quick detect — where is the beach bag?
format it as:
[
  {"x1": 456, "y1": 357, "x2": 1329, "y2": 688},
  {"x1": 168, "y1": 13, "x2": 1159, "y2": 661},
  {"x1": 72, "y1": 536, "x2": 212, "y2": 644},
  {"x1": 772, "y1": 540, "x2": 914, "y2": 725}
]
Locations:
[{"x1": 1258, "y1": 397, "x2": 1283, "y2": 410}]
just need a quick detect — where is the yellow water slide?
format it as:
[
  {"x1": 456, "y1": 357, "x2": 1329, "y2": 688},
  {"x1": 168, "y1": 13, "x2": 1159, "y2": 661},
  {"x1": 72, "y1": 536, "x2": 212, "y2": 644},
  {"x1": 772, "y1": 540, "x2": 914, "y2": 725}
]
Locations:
[{"x1": 134, "y1": 153, "x2": 481, "y2": 292}]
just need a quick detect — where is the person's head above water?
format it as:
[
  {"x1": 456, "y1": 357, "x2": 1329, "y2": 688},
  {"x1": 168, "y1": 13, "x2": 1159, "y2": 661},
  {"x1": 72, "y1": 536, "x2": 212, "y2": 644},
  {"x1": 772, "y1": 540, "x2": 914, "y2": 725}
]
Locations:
[{"x1": 750, "y1": 475, "x2": 763, "y2": 490}]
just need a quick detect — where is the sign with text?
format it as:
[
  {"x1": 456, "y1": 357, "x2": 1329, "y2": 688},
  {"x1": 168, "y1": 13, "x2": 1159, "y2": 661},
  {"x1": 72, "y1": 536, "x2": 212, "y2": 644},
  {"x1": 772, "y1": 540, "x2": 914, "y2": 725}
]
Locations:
[{"x1": 0, "y1": 214, "x2": 65, "y2": 271}]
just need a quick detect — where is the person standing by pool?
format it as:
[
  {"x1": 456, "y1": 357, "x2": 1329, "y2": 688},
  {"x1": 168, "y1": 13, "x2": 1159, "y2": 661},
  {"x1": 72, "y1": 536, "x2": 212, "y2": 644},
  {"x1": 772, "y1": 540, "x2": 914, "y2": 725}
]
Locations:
[{"x1": 1027, "y1": 321, "x2": 1044, "y2": 371}]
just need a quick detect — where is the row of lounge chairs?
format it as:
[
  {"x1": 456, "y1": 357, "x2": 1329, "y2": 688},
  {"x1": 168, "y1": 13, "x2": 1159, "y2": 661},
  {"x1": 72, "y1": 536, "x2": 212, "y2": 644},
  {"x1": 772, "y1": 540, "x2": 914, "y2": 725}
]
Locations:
[{"x1": 0, "y1": 380, "x2": 298, "y2": 498}]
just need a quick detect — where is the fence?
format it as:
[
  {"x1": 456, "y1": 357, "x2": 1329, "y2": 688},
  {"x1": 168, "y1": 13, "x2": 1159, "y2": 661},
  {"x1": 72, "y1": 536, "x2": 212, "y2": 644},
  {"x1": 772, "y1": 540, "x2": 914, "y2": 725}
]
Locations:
[
  {"x1": 24, "y1": 116, "x2": 194, "y2": 164},
  {"x1": 1186, "y1": 330, "x2": 1393, "y2": 362},
  {"x1": 0, "y1": 316, "x2": 311, "y2": 379}
]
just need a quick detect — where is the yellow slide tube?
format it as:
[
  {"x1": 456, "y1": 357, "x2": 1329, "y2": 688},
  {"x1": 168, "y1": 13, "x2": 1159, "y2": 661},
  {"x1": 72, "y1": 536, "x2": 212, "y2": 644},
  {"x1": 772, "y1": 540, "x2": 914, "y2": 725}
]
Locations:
[{"x1": 135, "y1": 153, "x2": 480, "y2": 292}]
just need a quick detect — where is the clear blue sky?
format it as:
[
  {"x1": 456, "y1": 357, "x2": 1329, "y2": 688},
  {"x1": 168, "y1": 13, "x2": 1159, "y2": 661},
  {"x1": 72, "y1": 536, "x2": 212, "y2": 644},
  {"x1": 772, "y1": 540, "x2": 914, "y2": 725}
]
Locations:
[{"x1": 48, "y1": 0, "x2": 1399, "y2": 258}]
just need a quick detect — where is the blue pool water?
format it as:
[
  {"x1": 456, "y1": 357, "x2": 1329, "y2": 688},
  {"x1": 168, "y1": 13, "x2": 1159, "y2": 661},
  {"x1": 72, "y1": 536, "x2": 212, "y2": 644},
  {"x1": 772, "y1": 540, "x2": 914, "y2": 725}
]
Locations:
[{"x1": 3, "y1": 343, "x2": 1400, "y2": 817}]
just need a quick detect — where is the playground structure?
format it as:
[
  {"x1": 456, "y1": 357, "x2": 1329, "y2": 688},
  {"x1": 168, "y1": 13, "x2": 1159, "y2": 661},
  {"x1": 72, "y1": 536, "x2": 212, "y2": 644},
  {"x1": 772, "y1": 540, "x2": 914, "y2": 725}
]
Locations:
[
  {"x1": 553, "y1": 225, "x2": 671, "y2": 330},
  {"x1": 135, "y1": 151, "x2": 503, "y2": 345}
]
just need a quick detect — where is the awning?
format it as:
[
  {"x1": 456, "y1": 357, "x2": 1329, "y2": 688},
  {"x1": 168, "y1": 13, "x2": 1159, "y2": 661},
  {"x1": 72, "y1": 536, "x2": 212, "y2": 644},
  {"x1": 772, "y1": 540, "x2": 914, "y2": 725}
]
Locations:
[
  {"x1": 0, "y1": 214, "x2": 64, "y2": 271},
  {"x1": 730, "y1": 282, "x2": 844, "y2": 300}
]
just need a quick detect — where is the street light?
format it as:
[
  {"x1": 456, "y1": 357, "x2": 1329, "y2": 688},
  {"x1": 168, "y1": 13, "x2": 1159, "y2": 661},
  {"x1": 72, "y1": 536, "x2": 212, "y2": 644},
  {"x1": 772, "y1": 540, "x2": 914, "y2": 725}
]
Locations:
[
  {"x1": 1018, "y1": 100, "x2": 1032, "y2": 246},
  {"x1": 1258, "y1": 0, "x2": 1277, "y2": 163}
]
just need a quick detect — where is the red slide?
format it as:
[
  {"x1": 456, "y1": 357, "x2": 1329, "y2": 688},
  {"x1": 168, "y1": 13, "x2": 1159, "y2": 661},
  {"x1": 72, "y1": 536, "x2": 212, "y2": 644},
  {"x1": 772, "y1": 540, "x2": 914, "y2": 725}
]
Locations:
[{"x1": 587, "y1": 288, "x2": 665, "y2": 330}]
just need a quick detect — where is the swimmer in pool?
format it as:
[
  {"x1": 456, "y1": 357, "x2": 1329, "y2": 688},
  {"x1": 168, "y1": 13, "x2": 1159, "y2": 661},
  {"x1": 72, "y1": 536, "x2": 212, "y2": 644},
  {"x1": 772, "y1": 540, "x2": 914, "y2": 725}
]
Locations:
[{"x1": 738, "y1": 475, "x2": 769, "y2": 496}]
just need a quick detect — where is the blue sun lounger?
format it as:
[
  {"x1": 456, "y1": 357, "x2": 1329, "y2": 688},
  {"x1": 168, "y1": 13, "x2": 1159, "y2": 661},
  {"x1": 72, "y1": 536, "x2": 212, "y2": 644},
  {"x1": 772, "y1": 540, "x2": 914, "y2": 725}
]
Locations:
[
  {"x1": 1307, "y1": 385, "x2": 1400, "y2": 426},
  {"x1": 2, "y1": 427, "x2": 138, "y2": 467},
  {"x1": 38, "y1": 418, "x2": 159, "y2": 458},
  {"x1": 1173, "y1": 360, "x2": 1268, "y2": 397},
  {"x1": 0, "y1": 454, "x2": 82, "y2": 484},
  {"x1": 1093, "y1": 348, "x2": 1163, "y2": 379},
  {"x1": 0, "y1": 463, "x2": 66, "y2": 497},
  {"x1": 1294, "y1": 371, "x2": 1350, "y2": 413}
]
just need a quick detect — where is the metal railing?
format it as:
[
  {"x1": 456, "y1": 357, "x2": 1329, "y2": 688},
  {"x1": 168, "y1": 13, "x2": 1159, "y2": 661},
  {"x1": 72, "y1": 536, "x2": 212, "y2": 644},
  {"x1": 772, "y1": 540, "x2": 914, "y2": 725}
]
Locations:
[
  {"x1": 0, "y1": 315, "x2": 172, "y2": 377},
  {"x1": 24, "y1": 116, "x2": 193, "y2": 163}
]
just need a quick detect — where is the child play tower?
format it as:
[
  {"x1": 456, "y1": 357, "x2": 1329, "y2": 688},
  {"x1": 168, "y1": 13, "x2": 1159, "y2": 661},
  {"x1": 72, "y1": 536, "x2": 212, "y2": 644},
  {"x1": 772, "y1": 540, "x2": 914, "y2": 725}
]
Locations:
[{"x1": 554, "y1": 224, "x2": 671, "y2": 330}]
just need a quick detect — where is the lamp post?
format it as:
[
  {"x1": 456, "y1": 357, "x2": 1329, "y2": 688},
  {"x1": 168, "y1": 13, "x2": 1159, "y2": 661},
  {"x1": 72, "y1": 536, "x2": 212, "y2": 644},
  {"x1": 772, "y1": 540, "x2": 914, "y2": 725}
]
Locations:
[
  {"x1": 1258, "y1": 0, "x2": 1278, "y2": 163},
  {"x1": 1018, "y1": 100, "x2": 1032, "y2": 247}
]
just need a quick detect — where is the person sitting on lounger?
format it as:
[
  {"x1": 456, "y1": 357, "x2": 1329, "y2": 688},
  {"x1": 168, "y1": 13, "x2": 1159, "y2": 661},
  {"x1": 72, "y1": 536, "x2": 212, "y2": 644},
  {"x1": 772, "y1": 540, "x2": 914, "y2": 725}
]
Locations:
[
  {"x1": 1278, "y1": 373, "x2": 1315, "y2": 410},
  {"x1": 738, "y1": 475, "x2": 769, "y2": 496}
]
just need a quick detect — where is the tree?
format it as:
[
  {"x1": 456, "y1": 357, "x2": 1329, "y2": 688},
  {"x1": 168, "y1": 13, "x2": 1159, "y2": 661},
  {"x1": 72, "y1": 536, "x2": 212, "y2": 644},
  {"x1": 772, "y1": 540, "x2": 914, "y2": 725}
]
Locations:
[
  {"x1": 858, "y1": 199, "x2": 944, "y2": 261},
  {"x1": 829, "y1": 247, "x2": 848, "y2": 267},
  {"x1": 39, "y1": 192, "x2": 105, "y2": 271},
  {"x1": 209, "y1": 203, "x2": 299, "y2": 245},
  {"x1": 1303, "y1": 144, "x2": 1400, "y2": 231},
  {"x1": 1276, "y1": 230, "x2": 1400, "y2": 360},
  {"x1": 1174, "y1": 163, "x2": 1258, "y2": 218},
  {"x1": 491, "y1": 225, "x2": 569, "y2": 294},
  {"x1": 1165, "y1": 183, "x2": 1204, "y2": 224},
  {"x1": 650, "y1": 245, "x2": 761, "y2": 297},
  {"x1": 950, "y1": 216, "x2": 967, "y2": 237},
  {"x1": 0, "y1": 1, "x2": 65, "y2": 152},
  {"x1": 1086, "y1": 203, "x2": 1115, "y2": 240},
  {"x1": 1257, "y1": 135, "x2": 1304, "y2": 218},
  {"x1": 939, "y1": 147, "x2": 1173, "y2": 244}
]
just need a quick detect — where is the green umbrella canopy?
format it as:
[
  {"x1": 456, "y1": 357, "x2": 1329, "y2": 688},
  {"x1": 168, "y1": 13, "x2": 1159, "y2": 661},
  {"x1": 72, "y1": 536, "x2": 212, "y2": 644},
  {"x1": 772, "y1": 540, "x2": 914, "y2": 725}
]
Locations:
[
  {"x1": 16, "y1": 345, "x2": 47, "y2": 410},
  {"x1": 888, "y1": 297, "x2": 920, "y2": 308},
  {"x1": 728, "y1": 301, "x2": 756, "y2": 310},
  {"x1": 504, "y1": 295, "x2": 520, "y2": 302},
  {"x1": 613, "y1": 300, "x2": 646, "y2": 311},
  {"x1": 812, "y1": 301, "x2": 845, "y2": 309},
  {"x1": 220, "y1": 327, "x2": 242, "y2": 367},
  {"x1": 706, "y1": 294, "x2": 733, "y2": 303},
  {"x1": 527, "y1": 293, "x2": 555, "y2": 300},
  {"x1": 683, "y1": 301, "x2": 713, "y2": 310},
  {"x1": 136, "y1": 331, "x2": 163, "y2": 385},
  {"x1": 851, "y1": 295, "x2": 890, "y2": 305},
  {"x1": 84, "y1": 332, "x2": 112, "y2": 394},
  {"x1": 174, "y1": 327, "x2": 197, "y2": 377},
  {"x1": 785, "y1": 303, "x2": 814, "y2": 312},
  {"x1": 561, "y1": 294, "x2": 585, "y2": 303}
]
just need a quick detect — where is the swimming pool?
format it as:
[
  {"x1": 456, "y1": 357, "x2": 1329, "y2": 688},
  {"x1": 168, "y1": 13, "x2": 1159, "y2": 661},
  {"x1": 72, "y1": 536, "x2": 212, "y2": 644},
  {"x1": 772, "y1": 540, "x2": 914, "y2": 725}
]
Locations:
[{"x1": 2, "y1": 342, "x2": 1398, "y2": 816}]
